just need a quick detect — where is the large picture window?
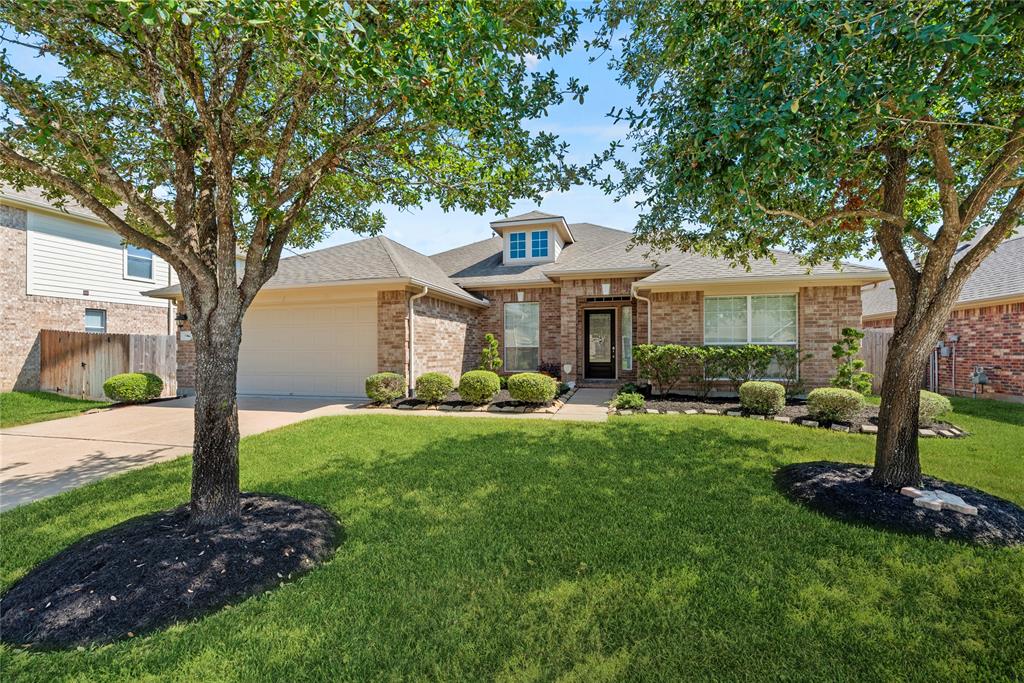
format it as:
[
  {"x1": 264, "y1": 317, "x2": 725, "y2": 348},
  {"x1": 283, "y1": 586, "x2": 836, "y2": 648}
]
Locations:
[
  {"x1": 504, "y1": 302, "x2": 540, "y2": 371},
  {"x1": 704, "y1": 294, "x2": 798, "y2": 378}
]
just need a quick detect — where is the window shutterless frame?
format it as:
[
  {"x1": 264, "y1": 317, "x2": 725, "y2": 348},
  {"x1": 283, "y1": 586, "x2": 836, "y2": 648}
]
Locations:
[
  {"x1": 703, "y1": 294, "x2": 799, "y2": 380},
  {"x1": 84, "y1": 308, "x2": 107, "y2": 333},
  {"x1": 503, "y1": 302, "x2": 540, "y2": 371},
  {"x1": 530, "y1": 230, "x2": 549, "y2": 258},
  {"x1": 508, "y1": 232, "x2": 527, "y2": 259},
  {"x1": 123, "y1": 244, "x2": 155, "y2": 282}
]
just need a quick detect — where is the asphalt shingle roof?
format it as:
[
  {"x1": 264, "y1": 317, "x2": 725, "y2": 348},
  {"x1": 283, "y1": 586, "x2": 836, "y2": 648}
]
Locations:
[{"x1": 862, "y1": 234, "x2": 1024, "y2": 317}]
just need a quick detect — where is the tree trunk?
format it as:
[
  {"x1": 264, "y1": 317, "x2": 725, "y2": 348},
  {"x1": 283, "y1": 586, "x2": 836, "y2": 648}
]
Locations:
[
  {"x1": 870, "y1": 331, "x2": 932, "y2": 488},
  {"x1": 189, "y1": 310, "x2": 243, "y2": 526}
]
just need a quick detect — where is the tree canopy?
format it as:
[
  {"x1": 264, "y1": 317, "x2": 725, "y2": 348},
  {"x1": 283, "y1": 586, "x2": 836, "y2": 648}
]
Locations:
[{"x1": 588, "y1": 0, "x2": 1022, "y2": 267}]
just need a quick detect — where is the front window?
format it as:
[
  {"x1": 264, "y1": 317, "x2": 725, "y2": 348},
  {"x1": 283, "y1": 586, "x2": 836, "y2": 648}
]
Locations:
[
  {"x1": 504, "y1": 302, "x2": 539, "y2": 371},
  {"x1": 531, "y1": 230, "x2": 549, "y2": 258},
  {"x1": 705, "y1": 294, "x2": 797, "y2": 375},
  {"x1": 85, "y1": 308, "x2": 107, "y2": 333},
  {"x1": 125, "y1": 244, "x2": 154, "y2": 280},
  {"x1": 509, "y1": 232, "x2": 527, "y2": 259}
]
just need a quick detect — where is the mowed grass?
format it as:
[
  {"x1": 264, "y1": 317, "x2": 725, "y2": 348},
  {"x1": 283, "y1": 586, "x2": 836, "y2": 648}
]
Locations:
[
  {"x1": 0, "y1": 391, "x2": 109, "y2": 429},
  {"x1": 1, "y1": 397, "x2": 1022, "y2": 681}
]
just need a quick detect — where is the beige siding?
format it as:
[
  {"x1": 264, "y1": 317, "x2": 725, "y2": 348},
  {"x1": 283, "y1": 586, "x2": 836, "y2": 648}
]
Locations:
[{"x1": 25, "y1": 209, "x2": 174, "y2": 307}]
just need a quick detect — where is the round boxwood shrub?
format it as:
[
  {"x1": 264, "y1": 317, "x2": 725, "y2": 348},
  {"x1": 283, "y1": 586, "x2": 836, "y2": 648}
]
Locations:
[
  {"x1": 365, "y1": 372, "x2": 406, "y2": 404},
  {"x1": 507, "y1": 372, "x2": 558, "y2": 404},
  {"x1": 103, "y1": 372, "x2": 163, "y2": 403},
  {"x1": 458, "y1": 370, "x2": 501, "y2": 405},
  {"x1": 739, "y1": 381, "x2": 786, "y2": 415},
  {"x1": 806, "y1": 387, "x2": 865, "y2": 422},
  {"x1": 612, "y1": 391, "x2": 645, "y2": 410},
  {"x1": 919, "y1": 390, "x2": 953, "y2": 425},
  {"x1": 415, "y1": 372, "x2": 454, "y2": 404}
]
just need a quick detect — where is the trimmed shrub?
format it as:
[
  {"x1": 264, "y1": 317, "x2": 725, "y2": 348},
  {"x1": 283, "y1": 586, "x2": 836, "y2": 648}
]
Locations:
[
  {"x1": 507, "y1": 372, "x2": 558, "y2": 404},
  {"x1": 807, "y1": 387, "x2": 865, "y2": 422},
  {"x1": 103, "y1": 372, "x2": 163, "y2": 403},
  {"x1": 919, "y1": 390, "x2": 953, "y2": 425},
  {"x1": 633, "y1": 344, "x2": 688, "y2": 396},
  {"x1": 415, "y1": 372, "x2": 453, "y2": 404},
  {"x1": 739, "y1": 381, "x2": 786, "y2": 415},
  {"x1": 458, "y1": 370, "x2": 501, "y2": 405},
  {"x1": 612, "y1": 391, "x2": 645, "y2": 410},
  {"x1": 365, "y1": 372, "x2": 406, "y2": 404}
]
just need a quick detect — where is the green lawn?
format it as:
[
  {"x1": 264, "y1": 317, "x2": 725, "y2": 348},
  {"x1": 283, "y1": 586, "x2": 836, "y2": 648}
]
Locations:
[
  {"x1": 0, "y1": 391, "x2": 109, "y2": 429},
  {"x1": 2, "y1": 398, "x2": 1022, "y2": 681}
]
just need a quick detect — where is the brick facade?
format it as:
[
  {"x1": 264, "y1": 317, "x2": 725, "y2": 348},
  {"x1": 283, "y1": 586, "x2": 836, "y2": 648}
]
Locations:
[
  {"x1": 473, "y1": 286, "x2": 561, "y2": 373},
  {"x1": 1, "y1": 204, "x2": 171, "y2": 392},
  {"x1": 863, "y1": 301, "x2": 1023, "y2": 398},
  {"x1": 412, "y1": 295, "x2": 479, "y2": 382},
  {"x1": 377, "y1": 289, "x2": 409, "y2": 376},
  {"x1": 557, "y1": 277, "x2": 644, "y2": 383},
  {"x1": 798, "y1": 285, "x2": 863, "y2": 388}
]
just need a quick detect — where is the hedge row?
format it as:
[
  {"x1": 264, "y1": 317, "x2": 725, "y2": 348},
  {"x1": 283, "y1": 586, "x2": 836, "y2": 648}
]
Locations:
[{"x1": 633, "y1": 343, "x2": 808, "y2": 398}]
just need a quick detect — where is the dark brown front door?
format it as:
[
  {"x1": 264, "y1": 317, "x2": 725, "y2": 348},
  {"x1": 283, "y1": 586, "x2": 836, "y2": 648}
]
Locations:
[{"x1": 584, "y1": 309, "x2": 616, "y2": 379}]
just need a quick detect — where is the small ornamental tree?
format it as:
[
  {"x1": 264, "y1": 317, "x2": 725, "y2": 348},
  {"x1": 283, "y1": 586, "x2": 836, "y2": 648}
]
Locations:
[
  {"x1": 589, "y1": 1, "x2": 1024, "y2": 489},
  {"x1": 479, "y1": 333, "x2": 503, "y2": 374},
  {"x1": 830, "y1": 328, "x2": 873, "y2": 395},
  {"x1": 0, "y1": 0, "x2": 581, "y2": 524}
]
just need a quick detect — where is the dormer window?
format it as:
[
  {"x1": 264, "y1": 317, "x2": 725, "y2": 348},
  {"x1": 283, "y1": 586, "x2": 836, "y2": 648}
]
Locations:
[
  {"x1": 509, "y1": 232, "x2": 527, "y2": 259},
  {"x1": 531, "y1": 230, "x2": 549, "y2": 258}
]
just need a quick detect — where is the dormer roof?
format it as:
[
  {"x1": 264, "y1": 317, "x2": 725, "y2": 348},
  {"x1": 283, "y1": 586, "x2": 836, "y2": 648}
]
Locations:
[{"x1": 489, "y1": 211, "x2": 574, "y2": 244}]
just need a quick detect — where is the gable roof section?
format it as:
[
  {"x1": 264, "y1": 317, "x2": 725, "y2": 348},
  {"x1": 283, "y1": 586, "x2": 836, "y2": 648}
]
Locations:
[
  {"x1": 146, "y1": 236, "x2": 485, "y2": 306},
  {"x1": 431, "y1": 222, "x2": 630, "y2": 288},
  {"x1": 636, "y1": 249, "x2": 885, "y2": 287},
  {"x1": 862, "y1": 235, "x2": 1024, "y2": 318},
  {"x1": 490, "y1": 210, "x2": 562, "y2": 224}
]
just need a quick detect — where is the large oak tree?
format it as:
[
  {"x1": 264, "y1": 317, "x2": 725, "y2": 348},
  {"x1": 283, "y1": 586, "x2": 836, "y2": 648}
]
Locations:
[
  {"x1": 588, "y1": 0, "x2": 1023, "y2": 488},
  {"x1": 1, "y1": 0, "x2": 581, "y2": 524}
]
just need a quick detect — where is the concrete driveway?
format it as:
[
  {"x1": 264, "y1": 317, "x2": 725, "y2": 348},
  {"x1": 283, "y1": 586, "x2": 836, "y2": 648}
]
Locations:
[{"x1": 0, "y1": 396, "x2": 357, "y2": 512}]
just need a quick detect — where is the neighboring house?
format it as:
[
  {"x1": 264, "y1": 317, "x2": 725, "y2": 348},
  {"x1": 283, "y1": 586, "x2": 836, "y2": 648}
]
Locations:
[
  {"x1": 147, "y1": 211, "x2": 887, "y2": 398},
  {"x1": 0, "y1": 186, "x2": 177, "y2": 392},
  {"x1": 862, "y1": 233, "x2": 1024, "y2": 399}
]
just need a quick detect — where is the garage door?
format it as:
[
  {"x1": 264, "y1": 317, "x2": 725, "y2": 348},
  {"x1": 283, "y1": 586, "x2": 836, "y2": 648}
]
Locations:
[{"x1": 237, "y1": 302, "x2": 377, "y2": 397}]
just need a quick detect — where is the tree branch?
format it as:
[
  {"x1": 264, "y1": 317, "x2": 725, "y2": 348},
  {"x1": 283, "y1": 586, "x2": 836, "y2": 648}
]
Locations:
[
  {"x1": 950, "y1": 184, "x2": 1024, "y2": 288},
  {"x1": 958, "y1": 109, "x2": 1024, "y2": 227}
]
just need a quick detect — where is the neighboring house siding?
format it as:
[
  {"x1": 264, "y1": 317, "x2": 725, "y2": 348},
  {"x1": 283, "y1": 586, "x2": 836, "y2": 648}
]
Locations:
[
  {"x1": 25, "y1": 209, "x2": 175, "y2": 307},
  {"x1": 863, "y1": 302, "x2": 1023, "y2": 398},
  {"x1": 412, "y1": 296, "x2": 479, "y2": 382},
  {"x1": 1, "y1": 204, "x2": 171, "y2": 392}
]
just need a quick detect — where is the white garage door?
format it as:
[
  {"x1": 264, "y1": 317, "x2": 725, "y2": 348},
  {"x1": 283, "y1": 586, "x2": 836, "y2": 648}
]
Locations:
[{"x1": 237, "y1": 302, "x2": 377, "y2": 397}]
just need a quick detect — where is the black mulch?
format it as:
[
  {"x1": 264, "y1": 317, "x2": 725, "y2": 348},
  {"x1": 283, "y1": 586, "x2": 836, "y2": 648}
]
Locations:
[
  {"x1": 0, "y1": 494, "x2": 342, "y2": 649},
  {"x1": 776, "y1": 461, "x2": 1024, "y2": 547},
  {"x1": 641, "y1": 395, "x2": 960, "y2": 432}
]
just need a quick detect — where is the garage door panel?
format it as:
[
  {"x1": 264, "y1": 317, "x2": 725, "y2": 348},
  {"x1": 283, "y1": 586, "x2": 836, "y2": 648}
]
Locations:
[{"x1": 237, "y1": 302, "x2": 377, "y2": 397}]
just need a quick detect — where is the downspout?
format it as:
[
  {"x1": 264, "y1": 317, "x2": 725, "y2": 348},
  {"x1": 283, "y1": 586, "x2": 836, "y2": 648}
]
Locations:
[
  {"x1": 631, "y1": 283, "x2": 653, "y2": 343},
  {"x1": 407, "y1": 284, "x2": 429, "y2": 397}
]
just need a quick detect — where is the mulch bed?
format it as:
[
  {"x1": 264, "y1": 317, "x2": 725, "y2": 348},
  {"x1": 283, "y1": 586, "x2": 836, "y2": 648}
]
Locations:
[
  {"x1": 0, "y1": 494, "x2": 342, "y2": 649},
  {"x1": 639, "y1": 395, "x2": 961, "y2": 433},
  {"x1": 776, "y1": 462, "x2": 1024, "y2": 547}
]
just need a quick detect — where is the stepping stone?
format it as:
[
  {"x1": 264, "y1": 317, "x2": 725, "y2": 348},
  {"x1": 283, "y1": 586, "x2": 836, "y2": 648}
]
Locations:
[
  {"x1": 913, "y1": 494, "x2": 943, "y2": 511},
  {"x1": 900, "y1": 487, "x2": 924, "y2": 499},
  {"x1": 933, "y1": 490, "x2": 979, "y2": 515},
  {"x1": 702, "y1": 409, "x2": 720, "y2": 415},
  {"x1": 948, "y1": 427, "x2": 962, "y2": 435},
  {"x1": 684, "y1": 409, "x2": 699, "y2": 415},
  {"x1": 919, "y1": 429, "x2": 937, "y2": 437},
  {"x1": 938, "y1": 430, "x2": 956, "y2": 438},
  {"x1": 396, "y1": 404, "x2": 414, "y2": 410},
  {"x1": 646, "y1": 409, "x2": 660, "y2": 414},
  {"x1": 860, "y1": 424, "x2": 878, "y2": 434},
  {"x1": 665, "y1": 410, "x2": 679, "y2": 415},
  {"x1": 618, "y1": 410, "x2": 633, "y2": 415},
  {"x1": 486, "y1": 405, "x2": 502, "y2": 412},
  {"x1": 831, "y1": 424, "x2": 850, "y2": 433},
  {"x1": 439, "y1": 404, "x2": 456, "y2": 411},
  {"x1": 726, "y1": 410, "x2": 743, "y2": 417},
  {"x1": 773, "y1": 416, "x2": 792, "y2": 423},
  {"x1": 801, "y1": 420, "x2": 819, "y2": 428},
  {"x1": 412, "y1": 403, "x2": 429, "y2": 411},
  {"x1": 748, "y1": 414, "x2": 765, "y2": 420}
]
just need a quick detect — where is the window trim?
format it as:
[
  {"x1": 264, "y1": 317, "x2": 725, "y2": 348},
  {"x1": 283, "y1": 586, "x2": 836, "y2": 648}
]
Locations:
[
  {"x1": 84, "y1": 308, "x2": 107, "y2": 333},
  {"x1": 530, "y1": 229, "x2": 549, "y2": 258},
  {"x1": 508, "y1": 232, "x2": 527, "y2": 260},
  {"x1": 503, "y1": 301, "x2": 540, "y2": 372},
  {"x1": 621, "y1": 305, "x2": 633, "y2": 371},
  {"x1": 123, "y1": 244, "x2": 155, "y2": 282}
]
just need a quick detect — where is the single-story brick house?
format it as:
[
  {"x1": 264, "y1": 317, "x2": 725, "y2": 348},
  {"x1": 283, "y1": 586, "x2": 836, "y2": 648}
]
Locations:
[
  {"x1": 146, "y1": 211, "x2": 888, "y2": 398},
  {"x1": 862, "y1": 232, "x2": 1024, "y2": 399}
]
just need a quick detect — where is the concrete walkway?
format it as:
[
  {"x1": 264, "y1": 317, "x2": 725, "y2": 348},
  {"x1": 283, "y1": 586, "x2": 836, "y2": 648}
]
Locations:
[
  {"x1": 551, "y1": 388, "x2": 615, "y2": 422},
  {"x1": 0, "y1": 389, "x2": 614, "y2": 512}
]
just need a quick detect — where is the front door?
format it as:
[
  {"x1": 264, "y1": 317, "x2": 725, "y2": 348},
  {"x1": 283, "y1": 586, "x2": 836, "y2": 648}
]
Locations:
[{"x1": 584, "y1": 309, "x2": 616, "y2": 379}]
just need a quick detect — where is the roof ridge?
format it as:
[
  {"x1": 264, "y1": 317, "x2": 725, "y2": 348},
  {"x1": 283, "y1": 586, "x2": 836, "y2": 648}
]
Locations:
[{"x1": 375, "y1": 235, "x2": 410, "y2": 279}]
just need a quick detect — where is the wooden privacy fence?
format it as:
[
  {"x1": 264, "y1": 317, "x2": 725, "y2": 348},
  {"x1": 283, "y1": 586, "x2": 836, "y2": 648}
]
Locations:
[
  {"x1": 39, "y1": 329, "x2": 177, "y2": 400},
  {"x1": 860, "y1": 328, "x2": 893, "y2": 394}
]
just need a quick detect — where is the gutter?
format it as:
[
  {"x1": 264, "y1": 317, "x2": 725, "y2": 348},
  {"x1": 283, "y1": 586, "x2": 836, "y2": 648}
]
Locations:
[
  {"x1": 407, "y1": 285, "x2": 429, "y2": 397},
  {"x1": 630, "y1": 283, "x2": 653, "y2": 343}
]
